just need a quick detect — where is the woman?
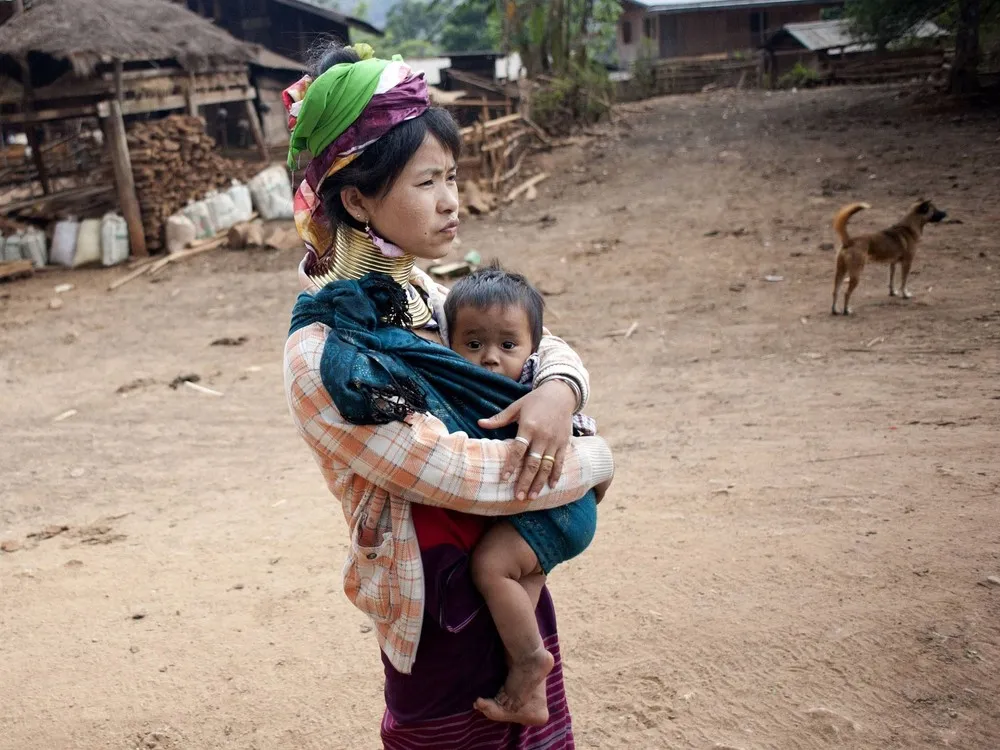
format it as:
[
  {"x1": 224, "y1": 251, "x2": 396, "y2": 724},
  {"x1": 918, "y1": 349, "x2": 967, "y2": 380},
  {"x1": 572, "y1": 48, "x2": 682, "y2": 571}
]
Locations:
[{"x1": 283, "y1": 43, "x2": 615, "y2": 748}]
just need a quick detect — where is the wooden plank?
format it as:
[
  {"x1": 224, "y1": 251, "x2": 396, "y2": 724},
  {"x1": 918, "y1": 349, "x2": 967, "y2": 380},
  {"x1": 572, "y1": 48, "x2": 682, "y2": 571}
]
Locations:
[
  {"x1": 100, "y1": 99, "x2": 148, "y2": 258},
  {"x1": 0, "y1": 260, "x2": 33, "y2": 281},
  {"x1": 121, "y1": 94, "x2": 186, "y2": 116},
  {"x1": 193, "y1": 87, "x2": 256, "y2": 107},
  {"x1": 459, "y1": 113, "x2": 522, "y2": 137},
  {"x1": 0, "y1": 104, "x2": 98, "y2": 125},
  {"x1": 0, "y1": 185, "x2": 113, "y2": 216},
  {"x1": 482, "y1": 128, "x2": 529, "y2": 152},
  {"x1": 119, "y1": 86, "x2": 253, "y2": 116}
]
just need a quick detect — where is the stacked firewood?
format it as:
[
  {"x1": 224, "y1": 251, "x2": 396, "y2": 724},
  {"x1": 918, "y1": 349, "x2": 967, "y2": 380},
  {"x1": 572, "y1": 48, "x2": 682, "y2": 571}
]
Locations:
[{"x1": 127, "y1": 115, "x2": 257, "y2": 252}]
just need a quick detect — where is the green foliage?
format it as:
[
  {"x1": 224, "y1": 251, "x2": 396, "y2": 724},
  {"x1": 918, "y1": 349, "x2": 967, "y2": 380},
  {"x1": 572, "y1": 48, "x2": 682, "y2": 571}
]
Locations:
[
  {"x1": 531, "y1": 60, "x2": 613, "y2": 134},
  {"x1": 843, "y1": 0, "x2": 1000, "y2": 93},
  {"x1": 631, "y1": 38, "x2": 658, "y2": 98},
  {"x1": 439, "y1": 0, "x2": 500, "y2": 52},
  {"x1": 777, "y1": 61, "x2": 820, "y2": 89},
  {"x1": 843, "y1": 0, "x2": 944, "y2": 51}
]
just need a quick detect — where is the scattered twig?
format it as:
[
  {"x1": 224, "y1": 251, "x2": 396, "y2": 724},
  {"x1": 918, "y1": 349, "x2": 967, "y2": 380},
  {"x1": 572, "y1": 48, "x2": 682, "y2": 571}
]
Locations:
[
  {"x1": 506, "y1": 172, "x2": 549, "y2": 202},
  {"x1": 501, "y1": 152, "x2": 526, "y2": 184},
  {"x1": 809, "y1": 453, "x2": 888, "y2": 463},
  {"x1": 183, "y1": 381, "x2": 224, "y2": 397},
  {"x1": 109, "y1": 227, "x2": 238, "y2": 290},
  {"x1": 519, "y1": 115, "x2": 552, "y2": 147},
  {"x1": 107, "y1": 262, "x2": 155, "y2": 291},
  {"x1": 606, "y1": 320, "x2": 640, "y2": 338}
]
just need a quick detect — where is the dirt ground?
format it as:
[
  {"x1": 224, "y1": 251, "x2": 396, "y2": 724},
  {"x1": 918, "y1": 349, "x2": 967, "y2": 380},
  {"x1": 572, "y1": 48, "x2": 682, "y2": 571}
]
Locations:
[{"x1": 2, "y1": 85, "x2": 999, "y2": 750}]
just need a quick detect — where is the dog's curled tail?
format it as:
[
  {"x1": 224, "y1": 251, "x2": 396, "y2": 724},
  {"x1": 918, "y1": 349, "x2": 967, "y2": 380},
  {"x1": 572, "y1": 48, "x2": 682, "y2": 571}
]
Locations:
[{"x1": 833, "y1": 202, "x2": 871, "y2": 246}]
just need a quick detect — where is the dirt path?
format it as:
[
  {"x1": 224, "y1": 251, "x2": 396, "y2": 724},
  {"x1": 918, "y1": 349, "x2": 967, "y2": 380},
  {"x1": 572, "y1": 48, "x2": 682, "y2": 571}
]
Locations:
[{"x1": 2, "y1": 85, "x2": 999, "y2": 750}]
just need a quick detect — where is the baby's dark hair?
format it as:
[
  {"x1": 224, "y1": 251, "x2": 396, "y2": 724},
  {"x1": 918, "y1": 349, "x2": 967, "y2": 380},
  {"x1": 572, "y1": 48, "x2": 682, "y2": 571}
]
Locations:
[{"x1": 444, "y1": 262, "x2": 545, "y2": 349}]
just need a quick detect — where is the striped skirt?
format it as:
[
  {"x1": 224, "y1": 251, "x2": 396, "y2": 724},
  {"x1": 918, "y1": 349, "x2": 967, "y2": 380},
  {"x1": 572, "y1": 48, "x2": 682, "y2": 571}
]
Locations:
[{"x1": 380, "y1": 545, "x2": 574, "y2": 749}]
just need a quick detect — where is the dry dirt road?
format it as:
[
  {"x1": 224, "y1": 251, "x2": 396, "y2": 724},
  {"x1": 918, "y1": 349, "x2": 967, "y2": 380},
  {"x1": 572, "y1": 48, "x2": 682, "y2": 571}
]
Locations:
[{"x1": 2, "y1": 85, "x2": 999, "y2": 750}]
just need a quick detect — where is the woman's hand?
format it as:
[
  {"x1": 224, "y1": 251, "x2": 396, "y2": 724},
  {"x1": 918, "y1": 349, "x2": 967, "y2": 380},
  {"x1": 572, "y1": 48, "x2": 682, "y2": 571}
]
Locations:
[{"x1": 478, "y1": 379, "x2": 577, "y2": 501}]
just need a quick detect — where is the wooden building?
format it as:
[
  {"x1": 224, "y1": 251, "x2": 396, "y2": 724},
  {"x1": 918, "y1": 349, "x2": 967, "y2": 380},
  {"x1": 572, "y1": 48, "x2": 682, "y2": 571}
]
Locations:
[
  {"x1": 761, "y1": 18, "x2": 948, "y2": 83},
  {"x1": 616, "y1": 0, "x2": 842, "y2": 63},
  {"x1": 0, "y1": 0, "x2": 265, "y2": 257},
  {"x1": 174, "y1": 0, "x2": 383, "y2": 63}
]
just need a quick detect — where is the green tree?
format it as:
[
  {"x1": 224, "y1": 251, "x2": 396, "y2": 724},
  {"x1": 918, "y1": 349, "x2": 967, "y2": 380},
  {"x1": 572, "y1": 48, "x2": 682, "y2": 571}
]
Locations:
[
  {"x1": 439, "y1": 0, "x2": 500, "y2": 52},
  {"x1": 384, "y1": 0, "x2": 447, "y2": 45},
  {"x1": 843, "y1": 0, "x2": 998, "y2": 94}
]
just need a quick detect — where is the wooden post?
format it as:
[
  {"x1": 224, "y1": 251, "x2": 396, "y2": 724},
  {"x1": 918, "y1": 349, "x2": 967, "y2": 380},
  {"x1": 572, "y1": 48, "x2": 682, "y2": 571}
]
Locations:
[
  {"x1": 18, "y1": 58, "x2": 50, "y2": 195},
  {"x1": 244, "y1": 99, "x2": 269, "y2": 163},
  {"x1": 114, "y1": 59, "x2": 125, "y2": 105},
  {"x1": 100, "y1": 100, "x2": 148, "y2": 258},
  {"x1": 186, "y1": 73, "x2": 198, "y2": 116}
]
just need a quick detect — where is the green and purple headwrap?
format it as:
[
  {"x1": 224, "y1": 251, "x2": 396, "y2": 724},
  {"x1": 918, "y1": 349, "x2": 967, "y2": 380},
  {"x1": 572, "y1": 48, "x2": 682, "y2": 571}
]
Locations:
[{"x1": 282, "y1": 48, "x2": 430, "y2": 265}]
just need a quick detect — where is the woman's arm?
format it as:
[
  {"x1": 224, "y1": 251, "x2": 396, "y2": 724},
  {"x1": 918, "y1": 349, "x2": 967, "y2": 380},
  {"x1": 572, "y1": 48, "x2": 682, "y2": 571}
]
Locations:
[
  {"x1": 414, "y1": 266, "x2": 595, "y2": 496},
  {"x1": 286, "y1": 327, "x2": 614, "y2": 516},
  {"x1": 478, "y1": 331, "x2": 592, "y2": 497},
  {"x1": 534, "y1": 329, "x2": 589, "y2": 413}
]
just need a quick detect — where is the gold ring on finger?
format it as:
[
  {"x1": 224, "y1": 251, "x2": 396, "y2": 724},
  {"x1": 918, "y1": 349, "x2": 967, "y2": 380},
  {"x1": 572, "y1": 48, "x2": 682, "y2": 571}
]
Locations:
[{"x1": 540, "y1": 455, "x2": 556, "y2": 466}]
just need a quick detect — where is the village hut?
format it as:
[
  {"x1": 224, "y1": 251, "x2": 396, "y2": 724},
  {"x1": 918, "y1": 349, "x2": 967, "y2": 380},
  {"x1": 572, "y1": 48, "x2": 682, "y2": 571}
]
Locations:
[{"x1": 0, "y1": 0, "x2": 265, "y2": 257}]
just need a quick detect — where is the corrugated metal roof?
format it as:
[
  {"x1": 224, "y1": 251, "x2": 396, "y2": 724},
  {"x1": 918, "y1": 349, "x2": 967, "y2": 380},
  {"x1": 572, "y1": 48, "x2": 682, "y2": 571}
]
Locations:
[
  {"x1": 772, "y1": 18, "x2": 946, "y2": 52},
  {"x1": 626, "y1": 0, "x2": 839, "y2": 11}
]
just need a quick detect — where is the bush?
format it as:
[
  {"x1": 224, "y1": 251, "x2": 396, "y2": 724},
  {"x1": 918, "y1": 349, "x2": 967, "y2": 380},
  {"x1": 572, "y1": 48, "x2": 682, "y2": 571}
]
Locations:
[
  {"x1": 531, "y1": 62, "x2": 614, "y2": 135},
  {"x1": 777, "y1": 61, "x2": 821, "y2": 89},
  {"x1": 631, "y1": 39, "x2": 658, "y2": 99}
]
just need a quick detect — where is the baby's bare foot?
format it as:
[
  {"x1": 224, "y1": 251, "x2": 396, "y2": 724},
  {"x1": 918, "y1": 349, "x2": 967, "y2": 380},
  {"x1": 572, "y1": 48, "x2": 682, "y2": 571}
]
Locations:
[
  {"x1": 474, "y1": 681, "x2": 549, "y2": 726},
  {"x1": 502, "y1": 647, "x2": 554, "y2": 711}
]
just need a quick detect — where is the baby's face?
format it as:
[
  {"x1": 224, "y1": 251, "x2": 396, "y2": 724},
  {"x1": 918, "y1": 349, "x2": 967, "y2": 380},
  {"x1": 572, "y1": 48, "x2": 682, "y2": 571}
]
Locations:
[{"x1": 450, "y1": 304, "x2": 533, "y2": 380}]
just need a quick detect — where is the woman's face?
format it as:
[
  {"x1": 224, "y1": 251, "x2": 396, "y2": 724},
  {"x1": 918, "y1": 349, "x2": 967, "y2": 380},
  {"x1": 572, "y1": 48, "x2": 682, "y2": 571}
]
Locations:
[{"x1": 347, "y1": 134, "x2": 460, "y2": 261}]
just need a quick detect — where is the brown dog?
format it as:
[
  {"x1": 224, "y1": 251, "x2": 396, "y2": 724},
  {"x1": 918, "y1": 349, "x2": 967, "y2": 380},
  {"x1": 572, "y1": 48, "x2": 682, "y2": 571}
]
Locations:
[{"x1": 831, "y1": 200, "x2": 947, "y2": 315}]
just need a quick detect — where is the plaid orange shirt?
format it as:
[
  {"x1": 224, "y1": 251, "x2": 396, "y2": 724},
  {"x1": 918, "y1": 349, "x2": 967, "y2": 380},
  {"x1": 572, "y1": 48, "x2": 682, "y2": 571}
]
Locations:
[{"x1": 284, "y1": 265, "x2": 615, "y2": 674}]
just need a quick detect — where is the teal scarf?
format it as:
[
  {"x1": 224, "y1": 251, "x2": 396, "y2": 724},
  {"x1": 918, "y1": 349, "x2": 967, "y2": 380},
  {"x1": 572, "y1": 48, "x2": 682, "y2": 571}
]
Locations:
[{"x1": 289, "y1": 273, "x2": 530, "y2": 438}]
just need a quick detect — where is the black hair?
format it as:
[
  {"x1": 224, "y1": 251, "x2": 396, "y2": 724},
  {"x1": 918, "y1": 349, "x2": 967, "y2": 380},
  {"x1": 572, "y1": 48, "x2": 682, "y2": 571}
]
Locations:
[
  {"x1": 444, "y1": 262, "x2": 545, "y2": 349},
  {"x1": 310, "y1": 43, "x2": 462, "y2": 231}
]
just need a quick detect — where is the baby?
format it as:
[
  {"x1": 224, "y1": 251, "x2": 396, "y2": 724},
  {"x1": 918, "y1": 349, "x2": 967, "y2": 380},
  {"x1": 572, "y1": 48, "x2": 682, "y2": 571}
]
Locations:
[{"x1": 444, "y1": 264, "x2": 601, "y2": 725}]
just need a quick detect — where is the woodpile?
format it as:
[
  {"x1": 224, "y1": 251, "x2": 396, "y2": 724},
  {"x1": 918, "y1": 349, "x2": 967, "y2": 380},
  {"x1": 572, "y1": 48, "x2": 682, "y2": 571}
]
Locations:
[
  {"x1": 127, "y1": 115, "x2": 257, "y2": 253},
  {"x1": 458, "y1": 113, "x2": 551, "y2": 214}
]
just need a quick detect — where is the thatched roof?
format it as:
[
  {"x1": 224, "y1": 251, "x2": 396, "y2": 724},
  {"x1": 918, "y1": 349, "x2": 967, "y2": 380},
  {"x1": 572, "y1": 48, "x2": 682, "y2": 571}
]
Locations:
[{"x1": 0, "y1": 0, "x2": 259, "y2": 76}]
